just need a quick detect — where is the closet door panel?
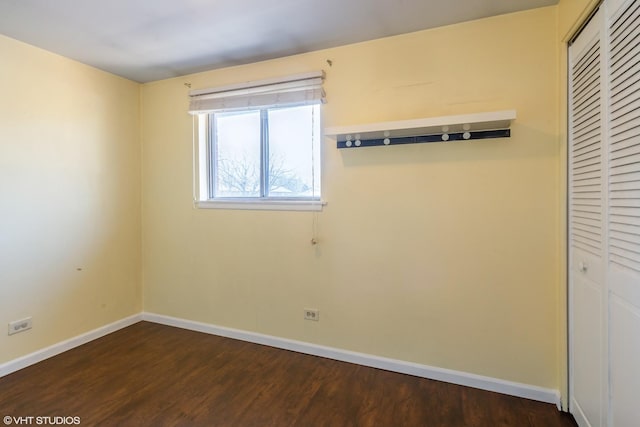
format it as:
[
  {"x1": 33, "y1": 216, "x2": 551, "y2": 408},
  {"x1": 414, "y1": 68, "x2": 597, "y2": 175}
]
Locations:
[
  {"x1": 569, "y1": 9, "x2": 605, "y2": 426},
  {"x1": 607, "y1": 1, "x2": 640, "y2": 425},
  {"x1": 609, "y1": 296, "x2": 640, "y2": 427},
  {"x1": 573, "y1": 273, "x2": 604, "y2": 426}
]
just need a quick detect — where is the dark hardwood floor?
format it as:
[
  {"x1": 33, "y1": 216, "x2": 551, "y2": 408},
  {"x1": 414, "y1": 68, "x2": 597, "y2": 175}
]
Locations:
[{"x1": 0, "y1": 322, "x2": 577, "y2": 426}]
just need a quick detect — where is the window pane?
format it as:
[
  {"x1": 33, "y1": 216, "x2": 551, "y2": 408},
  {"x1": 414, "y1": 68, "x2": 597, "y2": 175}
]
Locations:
[
  {"x1": 267, "y1": 105, "x2": 321, "y2": 198},
  {"x1": 213, "y1": 111, "x2": 261, "y2": 197}
]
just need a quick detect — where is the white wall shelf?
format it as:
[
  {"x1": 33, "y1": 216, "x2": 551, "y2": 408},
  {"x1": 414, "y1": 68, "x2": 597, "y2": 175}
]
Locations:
[{"x1": 325, "y1": 110, "x2": 516, "y2": 148}]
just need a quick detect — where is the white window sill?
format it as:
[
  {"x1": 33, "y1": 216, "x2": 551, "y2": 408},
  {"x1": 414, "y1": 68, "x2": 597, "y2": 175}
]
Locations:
[{"x1": 195, "y1": 199, "x2": 326, "y2": 212}]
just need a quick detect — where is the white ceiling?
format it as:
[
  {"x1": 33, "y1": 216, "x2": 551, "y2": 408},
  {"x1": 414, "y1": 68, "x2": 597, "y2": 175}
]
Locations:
[{"x1": 0, "y1": 0, "x2": 558, "y2": 83}]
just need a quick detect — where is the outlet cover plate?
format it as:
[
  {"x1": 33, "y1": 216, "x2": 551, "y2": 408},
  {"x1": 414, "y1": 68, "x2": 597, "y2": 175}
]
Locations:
[
  {"x1": 304, "y1": 309, "x2": 319, "y2": 321},
  {"x1": 8, "y1": 317, "x2": 32, "y2": 335}
]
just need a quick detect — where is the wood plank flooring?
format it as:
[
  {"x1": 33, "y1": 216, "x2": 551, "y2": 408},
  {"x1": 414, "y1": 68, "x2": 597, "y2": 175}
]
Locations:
[{"x1": 0, "y1": 322, "x2": 577, "y2": 426}]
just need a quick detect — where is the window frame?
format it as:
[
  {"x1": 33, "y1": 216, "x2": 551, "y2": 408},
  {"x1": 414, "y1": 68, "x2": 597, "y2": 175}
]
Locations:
[{"x1": 194, "y1": 104, "x2": 325, "y2": 212}]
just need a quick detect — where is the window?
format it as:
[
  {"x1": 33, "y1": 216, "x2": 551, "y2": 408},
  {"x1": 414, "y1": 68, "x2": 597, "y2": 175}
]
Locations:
[
  {"x1": 211, "y1": 104, "x2": 321, "y2": 198},
  {"x1": 189, "y1": 72, "x2": 325, "y2": 211}
]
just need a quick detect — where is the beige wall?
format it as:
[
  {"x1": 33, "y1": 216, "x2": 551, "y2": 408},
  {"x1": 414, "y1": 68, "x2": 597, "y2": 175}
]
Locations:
[
  {"x1": 0, "y1": 35, "x2": 142, "y2": 363},
  {"x1": 142, "y1": 7, "x2": 562, "y2": 389}
]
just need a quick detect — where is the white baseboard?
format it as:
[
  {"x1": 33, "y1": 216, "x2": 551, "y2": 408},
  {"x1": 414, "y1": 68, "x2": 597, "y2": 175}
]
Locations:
[
  {"x1": 0, "y1": 310, "x2": 563, "y2": 408},
  {"x1": 142, "y1": 312, "x2": 561, "y2": 406},
  {"x1": 0, "y1": 313, "x2": 142, "y2": 378}
]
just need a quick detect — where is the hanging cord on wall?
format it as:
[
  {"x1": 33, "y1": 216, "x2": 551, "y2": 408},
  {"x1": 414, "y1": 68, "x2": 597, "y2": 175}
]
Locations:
[{"x1": 311, "y1": 211, "x2": 319, "y2": 245}]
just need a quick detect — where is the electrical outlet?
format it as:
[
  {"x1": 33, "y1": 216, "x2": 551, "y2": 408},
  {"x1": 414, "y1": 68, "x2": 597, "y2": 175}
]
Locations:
[
  {"x1": 304, "y1": 308, "x2": 319, "y2": 321},
  {"x1": 8, "y1": 317, "x2": 32, "y2": 335}
]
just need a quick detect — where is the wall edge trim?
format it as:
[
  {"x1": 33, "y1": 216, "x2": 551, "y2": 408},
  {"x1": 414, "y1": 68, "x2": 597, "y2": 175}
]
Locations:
[
  {"x1": 0, "y1": 313, "x2": 142, "y2": 378},
  {"x1": 142, "y1": 312, "x2": 561, "y2": 406},
  {"x1": 562, "y1": 0, "x2": 602, "y2": 43}
]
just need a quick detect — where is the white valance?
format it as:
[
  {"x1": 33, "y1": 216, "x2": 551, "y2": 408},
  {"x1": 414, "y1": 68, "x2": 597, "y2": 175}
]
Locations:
[{"x1": 188, "y1": 71, "x2": 325, "y2": 114}]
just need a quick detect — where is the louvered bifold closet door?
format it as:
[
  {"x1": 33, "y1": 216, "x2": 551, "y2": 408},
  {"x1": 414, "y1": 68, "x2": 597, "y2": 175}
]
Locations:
[
  {"x1": 572, "y1": 34, "x2": 604, "y2": 257},
  {"x1": 606, "y1": 0, "x2": 640, "y2": 425},
  {"x1": 569, "y1": 9, "x2": 606, "y2": 427}
]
